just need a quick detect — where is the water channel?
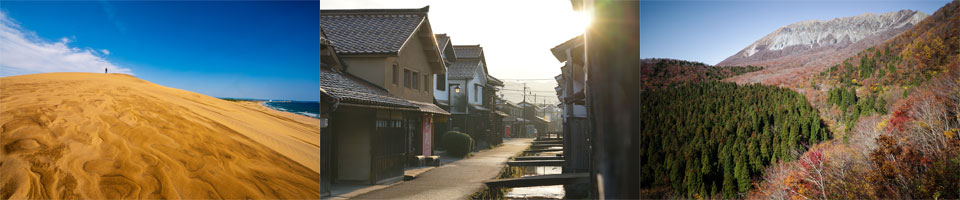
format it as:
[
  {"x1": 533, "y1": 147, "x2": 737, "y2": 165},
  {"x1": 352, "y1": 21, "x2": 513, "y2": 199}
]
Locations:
[{"x1": 504, "y1": 146, "x2": 565, "y2": 199}]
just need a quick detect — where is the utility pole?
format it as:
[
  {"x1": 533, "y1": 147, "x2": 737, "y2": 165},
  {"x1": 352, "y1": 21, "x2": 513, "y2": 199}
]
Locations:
[
  {"x1": 522, "y1": 82, "x2": 527, "y2": 138},
  {"x1": 533, "y1": 93, "x2": 537, "y2": 106},
  {"x1": 533, "y1": 93, "x2": 539, "y2": 119}
]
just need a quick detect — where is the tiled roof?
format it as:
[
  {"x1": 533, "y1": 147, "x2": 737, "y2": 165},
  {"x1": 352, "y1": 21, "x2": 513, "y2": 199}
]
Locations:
[
  {"x1": 469, "y1": 104, "x2": 489, "y2": 111},
  {"x1": 435, "y1": 34, "x2": 450, "y2": 50},
  {"x1": 486, "y1": 75, "x2": 504, "y2": 86},
  {"x1": 410, "y1": 100, "x2": 450, "y2": 115},
  {"x1": 320, "y1": 7, "x2": 428, "y2": 54},
  {"x1": 453, "y1": 45, "x2": 482, "y2": 59},
  {"x1": 448, "y1": 59, "x2": 480, "y2": 79},
  {"x1": 505, "y1": 101, "x2": 520, "y2": 108},
  {"x1": 320, "y1": 68, "x2": 415, "y2": 108},
  {"x1": 550, "y1": 35, "x2": 583, "y2": 62},
  {"x1": 320, "y1": 28, "x2": 331, "y2": 45}
]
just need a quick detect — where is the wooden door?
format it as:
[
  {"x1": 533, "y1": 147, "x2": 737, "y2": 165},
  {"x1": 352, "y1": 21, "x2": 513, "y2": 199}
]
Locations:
[{"x1": 373, "y1": 119, "x2": 404, "y2": 183}]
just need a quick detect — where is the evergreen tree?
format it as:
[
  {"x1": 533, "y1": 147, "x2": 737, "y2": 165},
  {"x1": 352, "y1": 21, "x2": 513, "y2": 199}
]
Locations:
[{"x1": 640, "y1": 82, "x2": 830, "y2": 197}]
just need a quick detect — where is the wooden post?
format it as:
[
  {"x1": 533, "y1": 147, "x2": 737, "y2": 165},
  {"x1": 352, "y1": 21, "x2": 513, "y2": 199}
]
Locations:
[{"x1": 582, "y1": 0, "x2": 640, "y2": 198}]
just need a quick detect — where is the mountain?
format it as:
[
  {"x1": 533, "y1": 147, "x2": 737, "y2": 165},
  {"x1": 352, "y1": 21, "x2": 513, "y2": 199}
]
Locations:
[
  {"x1": 640, "y1": 58, "x2": 761, "y2": 90},
  {"x1": 753, "y1": 1, "x2": 960, "y2": 199},
  {"x1": 719, "y1": 10, "x2": 928, "y2": 86},
  {"x1": 0, "y1": 73, "x2": 320, "y2": 199}
]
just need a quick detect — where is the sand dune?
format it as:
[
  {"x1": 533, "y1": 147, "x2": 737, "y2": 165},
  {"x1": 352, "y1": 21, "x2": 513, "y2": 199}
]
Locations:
[{"x1": 0, "y1": 73, "x2": 320, "y2": 199}]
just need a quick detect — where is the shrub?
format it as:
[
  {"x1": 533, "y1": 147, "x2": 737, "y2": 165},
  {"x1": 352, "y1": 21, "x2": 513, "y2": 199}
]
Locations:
[{"x1": 442, "y1": 131, "x2": 474, "y2": 157}]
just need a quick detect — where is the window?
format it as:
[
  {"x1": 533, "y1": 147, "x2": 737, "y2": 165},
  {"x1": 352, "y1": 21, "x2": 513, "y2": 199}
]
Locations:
[
  {"x1": 424, "y1": 74, "x2": 430, "y2": 91},
  {"x1": 412, "y1": 72, "x2": 419, "y2": 90},
  {"x1": 436, "y1": 75, "x2": 446, "y2": 90},
  {"x1": 404, "y1": 69, "x2": 411, "y2": 88},
  {"x1": 474, "y1": 84, "x2": 480, "y2": 101},
  {"x1": 393, "y1": 64, "x2": 399, "y2": 85}
]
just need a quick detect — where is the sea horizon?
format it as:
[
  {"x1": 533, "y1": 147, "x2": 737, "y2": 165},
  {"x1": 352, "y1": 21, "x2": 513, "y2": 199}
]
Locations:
[
  {"x1": 218, "y1": 97, "x2": 321, "y2": 118},
  {"x1": 263, "y1": 101, "x2": 321, "y2": 119}
]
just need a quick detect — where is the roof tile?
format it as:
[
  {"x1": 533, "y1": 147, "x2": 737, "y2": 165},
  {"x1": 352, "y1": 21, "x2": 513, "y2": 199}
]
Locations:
[
  {"x1": 320, "y1": 68, "x2": 415, "y2": 108},
  {"x1": 453, "y1": 45, "x2": 482, "y2": 58},
  {"x1": 448, "y1": 59, "x2": 480, "y2": 79},
  {"x1": 320, "y1": 10, "x2": 425, "y2": 54},
  {"x1": 435, "y1": 34, "x2": 450, "y2": 50}
]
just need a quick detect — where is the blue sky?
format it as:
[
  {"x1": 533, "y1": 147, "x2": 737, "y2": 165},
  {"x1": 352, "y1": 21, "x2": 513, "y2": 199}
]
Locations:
[
  {"x1": 641, "y1": 0, "x2": 951, "y2": 65},
  {"x1": 0, "y1": 1, "x2": 320, "y2": 101}
]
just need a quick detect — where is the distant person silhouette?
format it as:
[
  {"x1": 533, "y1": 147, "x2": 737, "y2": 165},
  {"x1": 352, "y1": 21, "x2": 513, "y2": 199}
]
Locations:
[{"x1": 105, "y1": 68, "x2": 108, "y2": 74}]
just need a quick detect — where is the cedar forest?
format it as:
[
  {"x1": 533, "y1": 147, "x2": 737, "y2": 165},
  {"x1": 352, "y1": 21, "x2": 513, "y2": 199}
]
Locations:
[{"x1": 641, "y1": 1, "x2": 960, "y2": 199}]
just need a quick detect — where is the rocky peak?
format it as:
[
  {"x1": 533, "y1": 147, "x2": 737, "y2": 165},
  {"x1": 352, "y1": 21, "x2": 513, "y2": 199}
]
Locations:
[{"x1": 730, "y1": 10, "x2": 927, "y2": 59}]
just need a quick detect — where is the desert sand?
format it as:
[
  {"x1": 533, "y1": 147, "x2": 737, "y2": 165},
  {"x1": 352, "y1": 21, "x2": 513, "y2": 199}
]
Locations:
[{"x1": 0, "y1": 72, "x2": 320, "y2": 199}]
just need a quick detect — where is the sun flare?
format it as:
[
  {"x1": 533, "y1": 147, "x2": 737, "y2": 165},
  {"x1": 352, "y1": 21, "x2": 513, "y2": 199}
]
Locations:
[{"x1": 572, "y1": 11, "x2": 593, "y2": 33}]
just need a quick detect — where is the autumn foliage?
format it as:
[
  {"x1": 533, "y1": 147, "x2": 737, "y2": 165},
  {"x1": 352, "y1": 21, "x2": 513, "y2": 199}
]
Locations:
[
  {"x1": 640, "y1": 58, "x2": 762, "y2": 90},
  {"x1": 754, "y1": 1, "x2": 960, "y2": 199}
]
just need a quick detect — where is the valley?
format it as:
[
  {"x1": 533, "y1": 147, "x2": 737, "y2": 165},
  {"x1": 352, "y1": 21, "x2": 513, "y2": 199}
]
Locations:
[{"x1": 641, "y1": 1, "x2": 960, "y2": 199}]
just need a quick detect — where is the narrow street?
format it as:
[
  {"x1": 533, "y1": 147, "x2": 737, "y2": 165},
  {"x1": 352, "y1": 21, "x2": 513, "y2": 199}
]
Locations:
[{"x1": 344, "y1": 138, "x2": 533, "y2": 199}]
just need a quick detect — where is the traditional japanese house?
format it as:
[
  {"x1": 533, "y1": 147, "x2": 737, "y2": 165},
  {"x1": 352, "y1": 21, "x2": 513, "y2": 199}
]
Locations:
[
  {"x1": 498, "y1": 100, "x2": 526, "y2": 138},
  {"x1": 320, "y1": 28, "x2": 420, "y2": 188},
  {"x1": 432, "y1": 33, "x2": 456, "y2": 139},
  {"x1": 320, "y1": 6, "x2": 449, "y2": 184},
  {"x1": 447, "y1": 45, "x2": 502, "y2": 147},
  {"x1": 485, "y1": 75, "x2": 506, "y2": 145},
  {"x1": 518, "y1": 101, "x2": 549, "y2": 136},
  {"x1": 550, "y1": 34, "x2": 591, "y2": 196}
]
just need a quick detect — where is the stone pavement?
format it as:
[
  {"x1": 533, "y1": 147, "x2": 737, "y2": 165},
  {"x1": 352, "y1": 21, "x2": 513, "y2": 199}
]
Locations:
[{"x1": 342, "y1": 138, "x2": 533, "y2": 199}]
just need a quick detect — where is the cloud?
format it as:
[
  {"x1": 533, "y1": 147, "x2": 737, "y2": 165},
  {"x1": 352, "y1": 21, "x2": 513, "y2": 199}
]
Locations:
[
  {"x1": 101, "y1": 49, "x2": 110, "y2": 55},
  {"x1": 0, "y1": 11, "x2": 132, "y2": 76}
]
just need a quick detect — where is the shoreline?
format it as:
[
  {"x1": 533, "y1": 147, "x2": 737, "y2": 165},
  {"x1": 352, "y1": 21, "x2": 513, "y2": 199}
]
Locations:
[
  {"x1": 260, "y1": 101, "x2": 321, "y2": 119},
  {"x1": 233, "y1": 100, "x2": 321, "y2": 128}
]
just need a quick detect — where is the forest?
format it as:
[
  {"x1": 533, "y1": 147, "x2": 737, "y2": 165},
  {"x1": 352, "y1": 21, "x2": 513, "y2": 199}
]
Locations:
[
  {"x1": 639, "y1": 2, "x2": 960, "y2": 199},
  {"x1": 758, "y1": 1, "x2": 960, "y2": 199},
  {"x1": 640, "y1": 58, "x2": 762, "y2": 90},
  {"x1": 825, "y1": 85, "x2": 886, "y2": 134},
  {"x1": 640, "y1": 81, "x2": 829, "y2": 198}
]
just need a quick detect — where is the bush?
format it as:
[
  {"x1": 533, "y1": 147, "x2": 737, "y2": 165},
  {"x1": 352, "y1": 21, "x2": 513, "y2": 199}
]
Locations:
[{"x1": 442, "y1": 131, "x2": 474, "y2": 157}]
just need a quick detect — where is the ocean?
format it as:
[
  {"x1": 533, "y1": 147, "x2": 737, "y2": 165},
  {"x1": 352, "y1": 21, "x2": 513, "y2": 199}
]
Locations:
[{"x1": 263, "y1": 101, "x2": 321, "y2": 119}]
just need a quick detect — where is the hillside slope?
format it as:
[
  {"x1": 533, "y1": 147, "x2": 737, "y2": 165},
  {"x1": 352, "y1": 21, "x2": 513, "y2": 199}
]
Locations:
[
  {"x1": 719, "y1": 10, "x2": 927, "y2": 86},
  {"x1": 640, "y1": 82, "x2": 828, "y2": 198},
  {"x1": 0, "y1": 73, "x2": 320, "y2": 199},
  {"x1": 640, "y1": 58, "x2": 761, "y2": 90},
  {"x1": 754, "y1": 1, "x2": 960, "y2": 199}
]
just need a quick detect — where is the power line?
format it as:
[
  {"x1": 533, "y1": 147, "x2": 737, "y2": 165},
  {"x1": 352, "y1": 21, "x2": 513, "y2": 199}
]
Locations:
[
  {"x1": 500, "y1": 91, "x2": 556, "y2": 94},
  {"x1": 500, "y1": 91, "x2": 557, "y2": 94},
  {"x1": 500, "y1": 88, "x2": 556, "y2": 92}
]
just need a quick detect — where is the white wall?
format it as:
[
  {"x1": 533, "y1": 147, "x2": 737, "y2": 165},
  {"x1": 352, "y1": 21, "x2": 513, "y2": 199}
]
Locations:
[
  {"x1": 433, "y1": 74, "x2": 448, "y2": 102},
  {"x1": 559, "y1": 61, "x2": 587, "y2": 118},
  {"x1": 467, "y1": 63, "x2": 487, "y2": 106}
]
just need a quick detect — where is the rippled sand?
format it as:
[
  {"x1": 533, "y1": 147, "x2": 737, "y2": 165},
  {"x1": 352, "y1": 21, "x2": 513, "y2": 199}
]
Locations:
[{"x1": 0, "y1": 73, "x2": 320, "y2": 199}]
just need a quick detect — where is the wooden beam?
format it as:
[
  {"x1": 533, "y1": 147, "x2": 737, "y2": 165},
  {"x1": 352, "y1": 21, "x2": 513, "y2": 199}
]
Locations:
[
  {"x1": 524, "y1": 149, "x2": 563, "y2": 153},
  {"x1": 532, "y1": 141, "x2": 563, "y2": 145},
  {"x1": 514, "y1": 156, "x2": 565, "y2": 161},
  {"x1": 534, "y1": 139, "x2": 563, "y2": 142},
  {"x1": 483, "y1": 173, "x2": 589, "y2": 188},
  {"x1": 507, "y1": 160, "x2": 564, "y2": 166},
  {"x1": 530, "y1": 144, "x2": 564, "y2": 148}
]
